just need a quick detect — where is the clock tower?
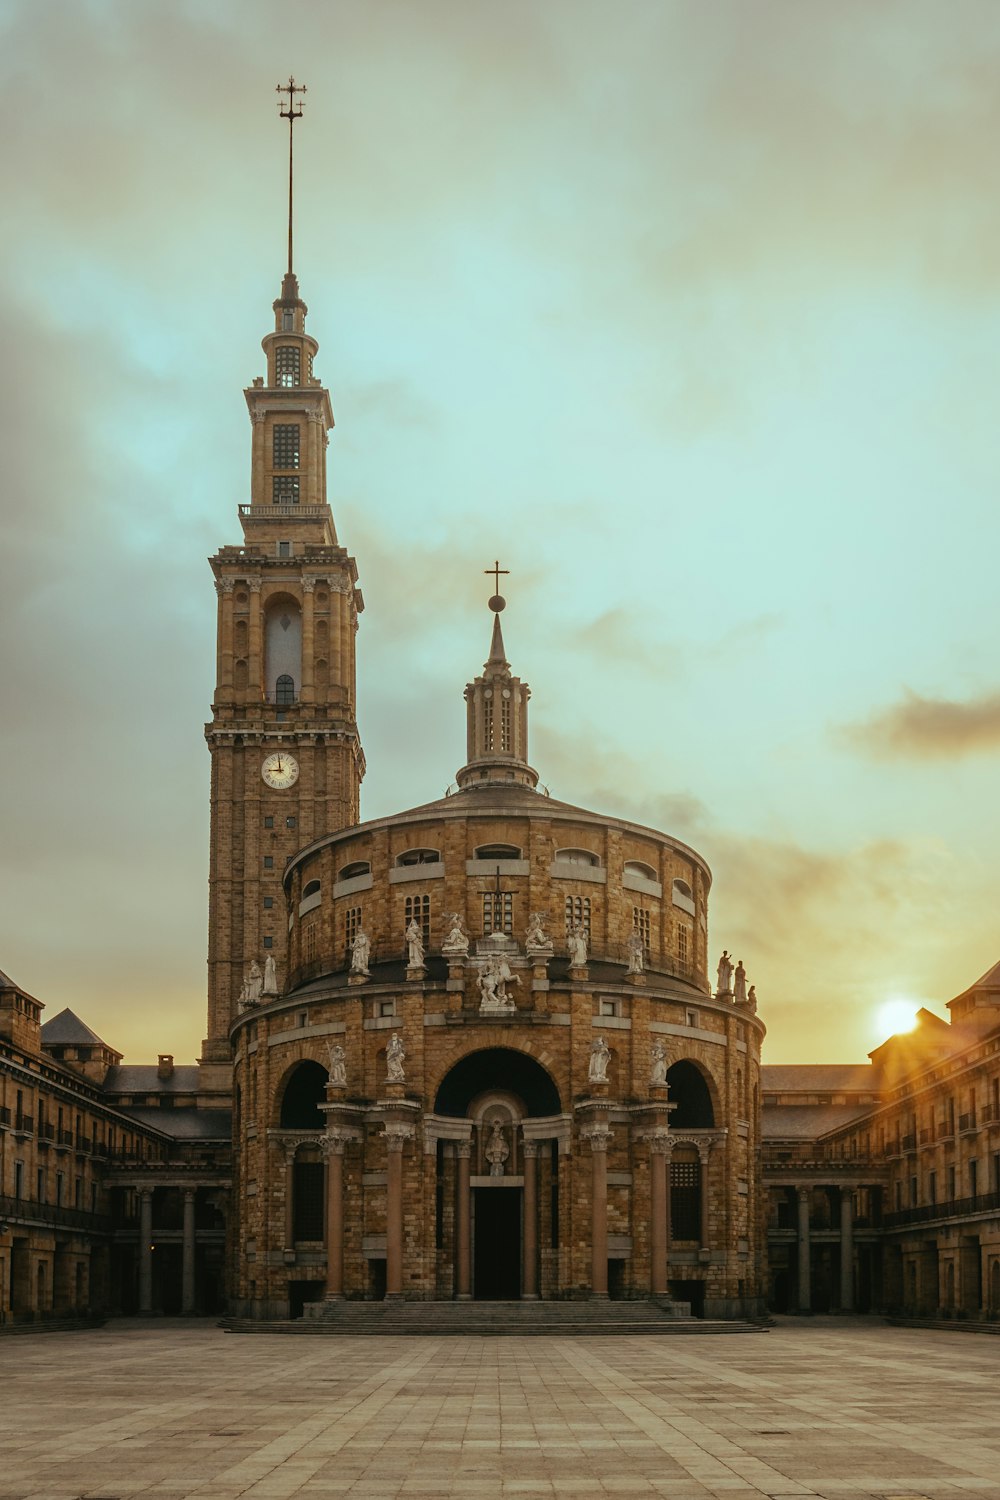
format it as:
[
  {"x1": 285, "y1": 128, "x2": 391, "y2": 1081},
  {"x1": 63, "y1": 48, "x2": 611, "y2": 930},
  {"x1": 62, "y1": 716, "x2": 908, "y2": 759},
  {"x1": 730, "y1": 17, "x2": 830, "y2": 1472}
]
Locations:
[{"x1": 201, "y1": 261, "x2": 365, "y2": 1068}]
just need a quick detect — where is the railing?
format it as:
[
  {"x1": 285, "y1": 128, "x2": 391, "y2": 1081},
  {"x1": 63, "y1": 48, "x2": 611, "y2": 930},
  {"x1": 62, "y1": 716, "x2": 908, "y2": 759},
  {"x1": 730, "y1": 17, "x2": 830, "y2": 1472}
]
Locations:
[
  {"x1": 936, "y1": 1120, "x2": 954, "y2": 1140},
  {"x1": 901, "y1": 1133, "x2": 916, "y2": 1152},
  {"x1": 238, "y1": 503, "x2": 329, "y2": 520},
  {"x1": 0, "y1": 1192, "x2": 113, "y2": 1234},
  {"x1": 983, "y1": 1104, "x2": 999, "y2": 1125},
  {"x1": 919, "y1": 1127, "x2": 931, "y2": 1144},
  {"x1": 59, "y1": 1129, "x2": 74, "y2": 1147},
  {"x1": 0, "y1": 1106, "x2": 9, "y2": 1127},
  {"x1": 959, "y1": 1111, "x2": 978, "y2": 1134},
  {"x1": 883, "y1": 1188, "x2": 1000, "y2": 1229},
  {"x1": 13, "y1": 1114, "x2": 33, "y2": 1135},
  {"x1": 38, "y1": 1122, "x2": 55, "y2": 1142}
]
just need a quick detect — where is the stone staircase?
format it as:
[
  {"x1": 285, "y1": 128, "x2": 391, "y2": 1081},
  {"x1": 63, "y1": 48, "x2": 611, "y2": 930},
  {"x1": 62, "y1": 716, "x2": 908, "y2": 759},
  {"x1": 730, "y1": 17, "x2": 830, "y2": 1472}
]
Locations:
[{"x1": 223, "y1": 1300, "x2": 768, "y2": 1337}]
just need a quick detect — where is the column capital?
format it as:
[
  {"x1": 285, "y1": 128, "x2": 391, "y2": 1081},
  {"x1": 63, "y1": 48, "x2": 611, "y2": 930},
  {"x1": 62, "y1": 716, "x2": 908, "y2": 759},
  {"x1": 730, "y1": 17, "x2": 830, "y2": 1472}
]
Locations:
[
  {"x1": 582, "y1": 1128, "x2": 612, "y2": 1154},
  {"x1": 321, "y1": 1131, "x2": 354, "y2": 1157},
  {"x1": 248, "y1": 577, "x2": 263, "y2": 593},
  {"x1": 182, "y1": 1187, "x2": 196, "y2": 1203},
  {"x1": 456, "y1": 1140, "x2": 472, "y2": 1160},
  {"x1": 382, "y1": 1124, "x2": 414, "y2": 1153},
  {"x1": 215, "y1": 577, "x2": 236, "y2": 595},
  {"x1": 302, "y1": 577, "x2": 316, "y2": 594},
  {"x1": 138, "y1": 1185, "x2": 154, "y2": 1201},
  {"x1": 796, "y1": 1185, "x2": 811, "y2": 1202},
  {"x1": 522, "y1": 1141, "x2": 539, "y2": 1160},
  {"x1": 643, "y1": 1130, "x2": 672, "y2": 1156}
]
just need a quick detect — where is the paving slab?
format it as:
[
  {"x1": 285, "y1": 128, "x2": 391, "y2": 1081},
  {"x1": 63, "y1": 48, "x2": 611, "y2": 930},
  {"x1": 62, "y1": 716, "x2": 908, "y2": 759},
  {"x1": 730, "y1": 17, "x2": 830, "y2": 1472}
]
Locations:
[{"x1": 0, "y1": 1316, "x2": 997, "y2": 1499}]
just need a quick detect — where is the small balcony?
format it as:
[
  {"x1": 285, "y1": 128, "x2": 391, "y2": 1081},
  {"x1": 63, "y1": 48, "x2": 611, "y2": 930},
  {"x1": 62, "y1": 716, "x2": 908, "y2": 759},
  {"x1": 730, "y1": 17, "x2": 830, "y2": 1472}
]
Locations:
[
  {"x1": 901, "y1": 1132, "x2": 917, "y2": 1153},
  {"x1": 958, "y1": 1111, "x2": 978, "y2": 1135}
]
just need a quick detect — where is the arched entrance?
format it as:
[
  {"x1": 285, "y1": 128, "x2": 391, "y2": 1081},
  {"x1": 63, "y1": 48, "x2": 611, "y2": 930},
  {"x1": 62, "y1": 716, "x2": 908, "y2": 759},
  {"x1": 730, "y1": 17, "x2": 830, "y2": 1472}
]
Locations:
[{"x1": 434, "y1": 1049, "x2": 562, "y2": 1301}]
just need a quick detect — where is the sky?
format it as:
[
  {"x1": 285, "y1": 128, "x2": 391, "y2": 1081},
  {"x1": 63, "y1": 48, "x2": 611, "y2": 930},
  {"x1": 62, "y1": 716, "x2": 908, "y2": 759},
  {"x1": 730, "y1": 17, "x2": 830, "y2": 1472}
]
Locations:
[{"x1": 2, "y1": 0, "x2": 999, "y2": 1067}]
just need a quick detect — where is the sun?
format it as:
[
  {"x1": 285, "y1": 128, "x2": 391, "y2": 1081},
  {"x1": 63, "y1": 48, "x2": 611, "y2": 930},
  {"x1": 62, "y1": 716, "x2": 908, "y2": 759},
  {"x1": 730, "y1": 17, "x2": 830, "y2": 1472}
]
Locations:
[{"x1": 874, "y1": 996, "x2": 919, "y2": 1041}]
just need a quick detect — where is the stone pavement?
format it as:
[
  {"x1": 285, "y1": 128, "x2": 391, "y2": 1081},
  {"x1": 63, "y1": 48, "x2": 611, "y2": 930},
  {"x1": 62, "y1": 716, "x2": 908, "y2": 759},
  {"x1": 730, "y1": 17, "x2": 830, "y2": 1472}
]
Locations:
[{"x1": 1, "y1": 1316, "x2": 998, "y2": 1500}]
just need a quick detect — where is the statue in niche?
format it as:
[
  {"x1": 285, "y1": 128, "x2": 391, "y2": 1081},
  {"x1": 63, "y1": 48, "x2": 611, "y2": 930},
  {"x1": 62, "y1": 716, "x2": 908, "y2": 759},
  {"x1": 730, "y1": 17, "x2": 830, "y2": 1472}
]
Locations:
[
  {"x1": 525, "y1": 911, "x2": 551, "y2": 951},
  {"x1": 626, "y1": 929, "x2": 645, "y2": 975},
  {"x1": 263, "y1": 954, "x2": 278, "y2": 995},
  {"x1": 484, "y1": 1118, "x2": 510, "y2": 1178},
  {"x1": 405, "y1": 919, "x2": 424, "y2": 969},
  {"x1": 567, "y1": 925, "x2": 589, "y2": 968},
  {"x1": 350, "y1": 926, "x2": 371, "y2": 975},
  {"x1": 442, "y1": 913, "x2": 469, "y2": 955},
  {"x1": 734, "y1": 960, "x2": 747, "y2": 1005},
  {"x1": 246, "y1": 960, "x2": 263, "y2": 1006},
  {"x1": 386, "y1": 1032, "x2": 406, "y2": 1083},
  {"x1": 650, "y1": 1041, "x2": 667, "y2": 1087},
  {"x1": 327, "y1": 1042, "x2": 347, "y2": 1088},
  {"x1": 479, "y1": 953, "x2": 519, "y2": 1008},
  {"x1": 589, "y1": 1035, "x2": 611, "y2": 1084},
  {"x1": 717, "y1": 950, "x2": 734, "y2": 995},
  {"x1": 747, "y1": 984, "x2": 758, "y2": 1013}
]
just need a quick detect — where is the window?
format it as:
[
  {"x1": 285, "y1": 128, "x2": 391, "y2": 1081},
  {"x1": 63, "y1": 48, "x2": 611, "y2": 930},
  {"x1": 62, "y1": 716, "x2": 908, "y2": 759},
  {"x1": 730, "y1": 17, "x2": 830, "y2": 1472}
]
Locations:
[
  {"x1": 484, "y1": 695, "x2": 494, "y2": 750},
  {"x1": 970, "y1": 1159, "x2": 978, "y2": 1197},
  {"x1": 685, "y1": 1008, "x2": 699, "y2": 1029},
  {"x1": 345, "y1": 905, "x2": 361, "y2": 954},
  {"x1": 501, "y1": 694, "x2": 512, "y2": 752},
  {"x1": 14, "y1": 1161, "x2": 23, "y2": 1199},
  {"x1": 263, "y1": 897, "x2": 274, "y2": 910},
  {"x1": 273, "y1": 475, "x2": 300, "y2": 505},
  {"x1": 483, "y1": 890, "x2": 512, "y2": 936},
  {"x1": 301, "y1": 919, "x2": 318, "y2": 965},
  {"x1": 555, "y1": 848, "x2": 601, "y2": 868},
  {"x1": 281, "y1": 310, "x2": 294, "y2": 331},
  {"x1": 947, "y1": 1164, "x2": 956, "y2": 1199},
  {"x1": 404, "y1": 893, "x2": 431, "y2": 946},
  {"x1": 273, "y1": 423, "x2": 300, "y2": 469},
  {"x1": 624, "y1": 860, "x2": 656, "y2": 881},
  {"x1": 275, "y1": 345, "x2": 300, "y2": 387},
  {"x1": 677, "y1": 923, "x2": 690, "y2": 965},
  {"x1": 56, "y1": 1172, "x2": 64, "y2": 1207},
  {"x1": 669, "y1": 1160, "x2": 701, "y2": 1240},
  {"x1": 263, "y1": 856, "x2": 274, "y2": 869},
  {"x1": 600, "y1": 998, "x2": 619, "y2": 1018},
  {"x1": 275, "y1": 673, "x2": 295, "y2": 706},
  {"x1": 286, "y1": 816, "x2": 297, "y2": 830},
  {"x1": 339, "y1": 860, "x2": 371, "y2": 880},
  {"x1": 264, "y1": 816, "x2": 274, "y2": 829},
  {"x1": 292, "y1": 1160, "x2": 324, "y2": 1240},
  {"x1": 277, "y1": 540, "x2": 291, "y2": 558},
  {"x1": 396, "y1": 848, "x2": 440, "y2": 867},
  {"x1": 37, "y1": 1168, "x2": 45, "y2": 1203},
  {"x1": 263, "y1": 936, "x2": 273, "y2": 949},
  {"x1": 672, "y1": 877, "x2": 693, "y2": 900},
  {"x1": 474, "y1": 844, "x2": 521, "y2": 861},
  {"x1": 929, "y1": 1170, "x2": 937, "y2": 1204},
  {"x1": 564, "y1": 895, "x2": 591, "y2": 935},
  {"x1": 632, "y1": 907, "x2": 651, "y2": 950},
  {"x1": 379, "y1": 1000, "x2": 396, "y2": 1019},
  {"x1": 302, "y1": 880, "x2": 321, "y2": 899}
]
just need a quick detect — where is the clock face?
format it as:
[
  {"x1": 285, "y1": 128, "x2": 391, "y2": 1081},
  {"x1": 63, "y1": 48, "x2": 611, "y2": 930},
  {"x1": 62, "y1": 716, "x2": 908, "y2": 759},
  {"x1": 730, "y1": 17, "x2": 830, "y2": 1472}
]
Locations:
[{"x1": 261, "y1": 751, "x2": 299, "y2": 790}]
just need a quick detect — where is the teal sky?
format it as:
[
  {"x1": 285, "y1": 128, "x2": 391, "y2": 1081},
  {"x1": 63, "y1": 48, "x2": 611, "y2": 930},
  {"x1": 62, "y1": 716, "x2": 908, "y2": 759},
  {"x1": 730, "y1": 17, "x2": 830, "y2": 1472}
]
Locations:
[{"x1": 2, "y1": 0, "x2": 999, "y2": 1066}]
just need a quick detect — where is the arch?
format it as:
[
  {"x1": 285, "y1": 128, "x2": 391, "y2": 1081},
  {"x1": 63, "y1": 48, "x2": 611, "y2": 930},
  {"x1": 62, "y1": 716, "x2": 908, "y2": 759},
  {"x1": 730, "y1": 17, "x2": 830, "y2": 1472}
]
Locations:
[
  {"x1": 302, "y1": 879, "x2": 321, "y2": 899},
  {"x1": 624, "y1": 860, "x2": 656, "y2": 881},
  {"x1": 434, "y1": 1048, "x2": 562, "y2": 1119},
  {"x1": 277, "y1": 1060, "x2": 328, "y2": 1129},
  {"x1": 275, "y1": 673, "x2": 295, "y2": 707},
  {"x1": 339, "y1": 860, "x2": 371, "y2": 880},
  {"x1": 264, "y1": 594, "x2": 302, "y2": 702},
  {"x1": 666, "y1": 1060, "x2": 716, "y2": 1128},
  {"x1": 233, "y1": 618, "x2": 248, "y2": 656},
  {"x1": 234, "y1": 659, "x2": 248, "y2": 690},
  {"x1": 395, "y1": 847, "x2": 440, "y2": 867},
  {"x1": 672, "y1": 877, "x2": 694, "y2": 900},
  {"x1": 554, "y1": 847, "x2": 601, "y2": 868},
  {"x1": 474, "y1": 843, "x2": 522, "y2": 861}
]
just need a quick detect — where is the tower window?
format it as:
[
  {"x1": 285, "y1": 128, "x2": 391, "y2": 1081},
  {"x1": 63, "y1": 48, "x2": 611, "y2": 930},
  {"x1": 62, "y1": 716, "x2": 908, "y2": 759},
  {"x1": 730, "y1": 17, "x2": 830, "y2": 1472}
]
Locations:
[
  {"x1": 565, "y1": 896, "x2": 591, "y2": 936},
  {"x1": 633, "y1": 907, "x2": 651, "y2": 950},
  {"x1": 501, "y1": 695, "x2": 512, "y2": 752},
  {"x1": 482, "y1": 891, "x2": 513, "y2": 936},
  {"x1": 484, "y1": 696, "x2": 494, "y2": 750},
  {"x1": 344, "y1": 905, "x2": 361, "y2": 956},
  {"x1": 275, "y1": 345, "x2": 300, "y2": 387},
  {"x1": 404, "y1": 893, "x2": 431, "y2": 947},
  {"x1": 273, "y1": 476, "x2": 300, "y2": 505},
  {"x1": 275, "y1": 674, "x2": 295, "y2": 706},
  {"x1": 273, "y1": 424, "x2": 300, "y2": 469},
  {"x1": 277, "y1": 541, "x2": 291, "y2": 558},
  {"x1": 281, "y1": 310, "x2": 294, "y2": 331},
  {"x1": 677, "y1": 923, "x2": 690, "y2": 965}
]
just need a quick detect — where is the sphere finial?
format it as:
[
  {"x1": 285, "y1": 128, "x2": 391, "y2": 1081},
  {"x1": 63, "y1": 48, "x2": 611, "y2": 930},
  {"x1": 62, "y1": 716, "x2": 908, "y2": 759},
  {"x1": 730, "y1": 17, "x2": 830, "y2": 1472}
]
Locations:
[
  {"x1": 489, "y1": 593, "x2": 506, "y2": 613},
  {"x1": 484, "y1": 559, "x2": 509, "y2": 614}
]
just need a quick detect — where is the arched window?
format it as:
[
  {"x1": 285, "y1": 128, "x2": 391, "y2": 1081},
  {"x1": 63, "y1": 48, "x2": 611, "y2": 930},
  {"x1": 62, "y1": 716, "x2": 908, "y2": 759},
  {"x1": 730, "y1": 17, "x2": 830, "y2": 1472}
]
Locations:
[
  {"x1": 275, "y1": 673, "x2": 295, "y2": 706},
  {"x1": 339, "y1": 860, "x2": 371, "y2": 880},
  {"x1": 474, "y1": 844, "x2": 522, "y2": 861},
  {"x1": 302, "y1": 879, "x2": 321, "y2": 899},
  {"x1": 554, "y1": 848, "x2": 601, "y2": 868},
  {"x1": 671, "y1": 877, "x2": 695, "y2": 916},
  {"x1": 395, "y1": 848, "x2": 440, "y2": 867},
  {"x1": 279, "y1": 1061, "x2": 328, "y2": 1129},
  {"x1": 624, "y1": 860, "x2": 656, "y2": 881},
  {"x1": 666, "y1": 1061, "x2": 716, "y2": 1128}
]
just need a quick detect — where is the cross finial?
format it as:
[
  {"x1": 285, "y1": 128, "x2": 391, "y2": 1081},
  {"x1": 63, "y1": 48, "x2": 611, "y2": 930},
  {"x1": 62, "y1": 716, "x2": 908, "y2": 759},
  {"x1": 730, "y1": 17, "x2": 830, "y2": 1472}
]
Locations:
[
  {"x1": 275, "y1": 77, "x2": 307, "y2": 277},
  {"x1": 485, "y1": 560, "x2": 509, "y2": 610}
]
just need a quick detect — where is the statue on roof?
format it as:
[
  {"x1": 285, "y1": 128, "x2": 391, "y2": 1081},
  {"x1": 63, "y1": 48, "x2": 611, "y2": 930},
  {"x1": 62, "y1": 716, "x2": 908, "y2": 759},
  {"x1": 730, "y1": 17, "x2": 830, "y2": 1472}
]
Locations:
[
  {"x1": 246, "y1": 960, "x2": 263, "y2": 1006},
  {"x1": 717, "y1": 950, "x2": 733, "y2": 996},
  {"x1": 263, "y1": 954, "x2": 278, "y2": 996},
  {"x1": 734, "y1": 960, "x2": 747, "y2": 1005}
]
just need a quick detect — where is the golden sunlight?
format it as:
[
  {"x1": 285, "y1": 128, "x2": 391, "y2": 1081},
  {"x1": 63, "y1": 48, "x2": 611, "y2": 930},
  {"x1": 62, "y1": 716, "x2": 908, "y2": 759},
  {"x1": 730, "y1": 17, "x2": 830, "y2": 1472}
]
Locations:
[{"x1": 874, "y1": 996, "x2": 919, "y2": 1042}]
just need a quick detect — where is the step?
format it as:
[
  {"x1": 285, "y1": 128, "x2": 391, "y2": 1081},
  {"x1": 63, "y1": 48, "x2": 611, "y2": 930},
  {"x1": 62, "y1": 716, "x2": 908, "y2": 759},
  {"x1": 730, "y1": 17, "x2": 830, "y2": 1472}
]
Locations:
[{"x1": 222, "y1": 1303, "x2": 767, "y2": 1338}]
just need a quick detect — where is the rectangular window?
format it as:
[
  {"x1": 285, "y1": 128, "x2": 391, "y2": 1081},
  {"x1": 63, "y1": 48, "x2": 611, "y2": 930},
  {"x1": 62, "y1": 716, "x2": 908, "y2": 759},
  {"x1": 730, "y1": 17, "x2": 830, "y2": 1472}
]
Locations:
[
  {"x1": 632, "y1": 906, "x2": 651, "y2": 949},
  {"x1": 500, "y1": 695, "x2": 512, "y2": 752},
  {"x1": 14, "y1": 1161, "x2": 23, "y2": 1199},
  {"x1": 482, "y1": 890, "x2": 513, "y2": 936},
  {"x1": 264, "y1": 816, "x2": 274, "y2": 829},
  {"x1": 669, "y1": 1160, "x2": 701, "y2": 1240},
  {"x1": 286, "y1": 816, "x2": 297, "y2": 830},
  {"x1": 275, "y1": 345, "x2": 300, "y2": 387},
  {"x1": 292, "y1": 1160, "x2": 324, "y2": 1240},
  {"x1": 273, "y1": 423, "x2": 300, "y2": 469},
  {"x1": 263, "y1": 897, "x2": 274, "y2": 910},
  {"x1": 379, "y1": 1000, "x2": 396, "y2": 1019},
  {"x1": 600, "y1": 998, "x2": 618, "y2": 1018},
  {"x1": 37, "y1": 1168, "x2": 45, "y2": 1203},
  {"x1": 263, "y1": 936, "x2": 273, "y2": 949},
  {"x1": 404, "y1": 893, "x2": 431, "y2": 947},
  {"x1": 929, "y1": 1170, "x2": 937, "y2": 1204},
  {"x1": 301, "y1": 919, "x2": 318, "y2": 965},
  {"x1": 947, "y1": 1164, "x2": 956, "y2": 1199},
  {"x1": 564, "y1": 895, "x2": 591, "y2": 936},
  {"x1": 483, "y1": 697, "x2": 494, "y2": 750},
  {"x1": 345, "y1": 905, "x2": 361, "y2": 955},
  {"x1": 272, "y1": 475, "x2": 300, "y2": 505},
  {"x1": 677, "y1": 923, "x2": 690, "y2": 965},
  {"x1": 277, "y1": 540, "x2": 291, "y2": 558},
  {"x1": 56, "y1": 1172, "x2": 64, "y2": 1207},
  {"x1": 263, "y1": 856, "x2": 274, "y2": 870},
  {"x1": 970, "y1": 1159, "x2": 978, "y2": 1197}
]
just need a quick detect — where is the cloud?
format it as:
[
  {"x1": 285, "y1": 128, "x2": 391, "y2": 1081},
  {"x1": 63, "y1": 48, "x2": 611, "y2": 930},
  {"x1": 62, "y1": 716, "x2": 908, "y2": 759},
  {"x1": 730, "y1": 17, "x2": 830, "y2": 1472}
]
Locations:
[{"x1": 842, "y1": 689, "x2": 1000, "y2": 760}]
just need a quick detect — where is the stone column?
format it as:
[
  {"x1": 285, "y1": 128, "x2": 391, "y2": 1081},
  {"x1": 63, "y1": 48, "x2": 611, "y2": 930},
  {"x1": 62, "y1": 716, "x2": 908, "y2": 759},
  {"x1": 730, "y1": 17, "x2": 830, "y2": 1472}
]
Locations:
[
  {"x1": 797, "y1": 1187, "x2": 812, "y2": 1313},
  {"x1": 300, "y1": 579, "x2": 315, "y2": 702},
  {"x1": 384, "y1": 1126, "x2": 411, "y2": 1299},
  {"x1": 323, "y1": 1135, "x2": 346, "y2": 1299},
  {"x1": 138, "y1": 1188, "x2": 153, "y2": 1315},
  {"x1": 839, "y1": 1186, "x2": 854, "y2": 1313},
  {"x1": 456, "y1": 1141, "x2": 472, "y2": 1300},
  {"x1": 181, "y1": 1189, "x2": 196, "y2": 1316},
  {"x1": 586, "y1": 1128, "x2": 611, "y2": 1299},
  {"x1": 522, "y1": 1141, "x2": 539, "y2": 1300},
  {"x1": 250, "y1": 409, "x2": 266, "y2": 504},
  {"x1": 648, "y1": 1134, "x2": 669, "y2": 1297},
  {"x1": 248, "y1": 577, "x2": 263, "y2": 700},
  {"x1": 698, "y1": 1144, "x2": 711, "y2": 1252},
  {"x1": 284, "y1": 1145, "x2": 297, "y2": 1252},
  {"x1": 215, "y1": 578, "x2": 234, "y2": 697}
]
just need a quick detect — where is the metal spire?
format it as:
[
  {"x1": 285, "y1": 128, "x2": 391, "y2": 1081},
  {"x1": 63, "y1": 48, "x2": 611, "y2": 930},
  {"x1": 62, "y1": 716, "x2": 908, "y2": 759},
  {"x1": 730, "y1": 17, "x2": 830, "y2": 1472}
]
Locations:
[{"x1": 276, "y1": 76, "x2": 307, "y2": 277}]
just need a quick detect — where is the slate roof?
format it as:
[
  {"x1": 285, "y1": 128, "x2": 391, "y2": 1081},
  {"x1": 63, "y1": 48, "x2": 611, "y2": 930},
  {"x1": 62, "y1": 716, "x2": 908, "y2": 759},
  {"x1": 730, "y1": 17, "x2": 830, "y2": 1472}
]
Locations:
[
  {"x1": 41, "y1": 1008, "x2": 108, "y2": 1047},
  {"x1": 762, "y1": 1104, "x2": 873, "y2": 1141},
  {"x1": 117, "y1": 1106, "x2": 231, "y2": 1141},
  {"x1": 103, "y1": 1065, "x2": 201, "y2": 1094},
  {"x1": 760, "y1": 1064, "x2": 878, "y2": 1093},
  {"x1": 0, "y1": 967, "x2": 19, "y2": 989}
]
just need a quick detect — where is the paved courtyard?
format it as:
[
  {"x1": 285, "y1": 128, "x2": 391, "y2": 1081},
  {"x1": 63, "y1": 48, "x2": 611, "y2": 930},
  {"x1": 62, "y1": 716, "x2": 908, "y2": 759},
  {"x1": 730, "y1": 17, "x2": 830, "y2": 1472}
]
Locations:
[{"x1": 1, "y1": 1317, "x2": 998, "y2": 1500}]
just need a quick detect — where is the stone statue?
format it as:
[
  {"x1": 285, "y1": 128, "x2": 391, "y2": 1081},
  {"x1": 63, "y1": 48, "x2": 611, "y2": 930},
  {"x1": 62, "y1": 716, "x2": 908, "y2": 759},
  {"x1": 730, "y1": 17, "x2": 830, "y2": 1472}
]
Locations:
[
  {"x1": 479, "y1": 953, "x2": 519, "y2": 1009},
  {"x1": 525, "y1": 911, "x2": 551, "y2": 951},
  {"x1": 717, "y1": 950, "x2": 733, "y2": 995},
  {"x1": 327, "y1": 1042, "x2": 347, "y2": 1087},
  {"x1": 650, "y1": 1041, "x2": 667, "y2": 1087},
  {"x1": 734, "y1": 960, "x2": 747, "y2": 1005},
  {"x1": 484, "y1": 1118, "x2": 510, "y2": 1178},
  {"x1": 405, "y1": 919, "x2": 424, "y2": 969},
  {"x1": 263, "y1": 954, "x2": 278, "y2": 996},
  {"x1": 246, "y1": 960, "x2": 263, "y2": 1006},
  {"x1": 747, "y1": 984, "x2": 758, "y2": 1013},
  {"x1": 589, "y1": 1035, "x2": 611, "y2": 1084},
  {"x1": 350, "y1": 926, "x2": 371, "y2": 975},
  {"x1": 442, "y1": 913, "x2": 469, "y2": 955},
  {"x1": 626, "y1": 929, "x2": 645, "y2": 975},
  {"x1": 386, "y1": 1032, "x2": 406, "y2": 1083},
  {"x1": 567, "y1": 924, "x2": 589, "y2": 968}
]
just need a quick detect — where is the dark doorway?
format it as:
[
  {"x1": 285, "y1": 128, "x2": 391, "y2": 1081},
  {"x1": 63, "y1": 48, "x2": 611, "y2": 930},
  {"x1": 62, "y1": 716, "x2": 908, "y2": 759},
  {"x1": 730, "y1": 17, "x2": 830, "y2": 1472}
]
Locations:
[
  {"x1": 288, "y1": 1280, "x2": 324, "y2": 1318},
  {"x1": 474, "y1": 1188, "x2": 521, "y2": 1299},
  {"x1": 669, "y1": 1278, "x2": 705, "y2": 1317},
  {"x1": 368, "y1": 1259, "x2": 387, "y2": 1300}
]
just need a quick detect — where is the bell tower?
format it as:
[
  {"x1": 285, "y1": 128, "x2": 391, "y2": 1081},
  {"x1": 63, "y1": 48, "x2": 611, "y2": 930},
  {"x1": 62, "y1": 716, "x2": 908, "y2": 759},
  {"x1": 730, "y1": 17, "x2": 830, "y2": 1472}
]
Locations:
[
  {"x1": 202, "y1": 81, "x2": 364, "y2": 1068},
  {"x1": 456, "y1": 568, "x2": 538, "y2": 792}
]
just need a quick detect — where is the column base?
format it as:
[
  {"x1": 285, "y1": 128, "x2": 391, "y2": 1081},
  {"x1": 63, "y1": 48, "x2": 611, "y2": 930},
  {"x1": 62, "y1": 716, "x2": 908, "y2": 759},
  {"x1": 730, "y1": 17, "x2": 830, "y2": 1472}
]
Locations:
[
  {"x1": 323, "y1": 1292, "x2": 344, "y2": 1302},
  {"x1": 589, "y1": 1291, "x2": 609, "y2": 1301},
  {"x1": 456, "y1": 1293, "x2": 473, "y2": 1302},
  {"x1": 521, "y1": 1293, "x2": 540, "y2": 1301}
]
